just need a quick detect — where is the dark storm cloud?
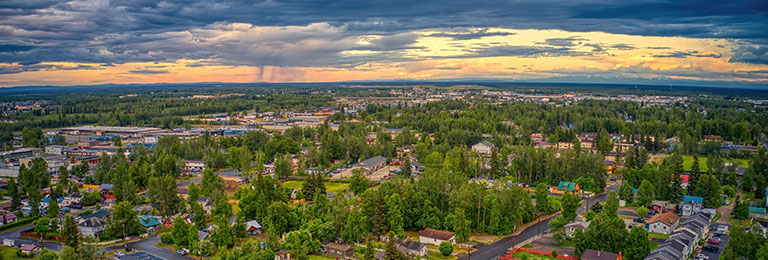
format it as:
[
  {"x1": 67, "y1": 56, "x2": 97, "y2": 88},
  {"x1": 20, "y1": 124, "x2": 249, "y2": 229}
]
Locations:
[
  {"x1": 0, "y1": 0, "x2": 767, "y2": 69},
  {"x1": 541, "y1": 37, "x2": 588, "y2": 47},
  {"x1": 654, "y1": 50, "x2": 722, "y2": 58},
  {"x1": 128, "y1": 69, "x2": 169, "y2": 74},
  {"x1": 435, "y1": 45, "x2": 587, "y2": 59},
  {"x1": 427, "y1": 29, "x2": 515, "y2": 40}
]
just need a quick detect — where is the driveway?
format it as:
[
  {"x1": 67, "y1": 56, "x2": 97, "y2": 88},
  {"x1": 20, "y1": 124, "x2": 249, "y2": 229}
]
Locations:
[{"x1": 700, "y1": 226, "x2": 729, "y2": 260}]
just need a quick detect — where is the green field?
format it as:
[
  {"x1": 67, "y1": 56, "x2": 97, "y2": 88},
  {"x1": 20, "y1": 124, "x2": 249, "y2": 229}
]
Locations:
[
  {"x1": 309, "y1": 254, "x2": 337, "y2": 260},
  {"x1": 281, "y1": 180, "x2": 350, "y2": 194},
  {"x1": 682, "y1": 155, "x2": 749, "y2": 172},
  {"x1": 648, "y1": 233, "x2": 670, "y2": 240},
  {"x1": 0, "y1": 246, "x2": 40, "y2": 260}
]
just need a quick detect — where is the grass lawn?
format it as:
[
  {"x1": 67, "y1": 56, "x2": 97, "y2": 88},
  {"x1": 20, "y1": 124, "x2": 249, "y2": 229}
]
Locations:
[
  {"x1": 512, "y1": 251, "x2": 561, "y2": 260},
  {"x1": 281, "y1": 180, "x2": 350, "y2": 194},
  {"x1": 682, "y1": 155, "x2": 749, "y2": 172},
  {"x1": 522, "y1": 244, "x2": 534, "y2": 249},
  {"x1": 0, "y1": 246, "x2": 38, "y2": 260},
  {"x1": 648, "y1": 233, "x2": 670, "y2": 240},
  {"x1": 650, "y1": 241, "x2": 660, "y2": 250},
  {"x1": 427, "y1": 250, "x2": 457, "y2": 260},
  {"x1": 554, "y1": 240, "x2": 575, "y2": 248}
]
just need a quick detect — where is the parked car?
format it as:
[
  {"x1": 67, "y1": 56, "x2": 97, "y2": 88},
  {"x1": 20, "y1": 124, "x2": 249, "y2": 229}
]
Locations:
[
  {"x1": 177, "y1": 248, "x2": 190, "y2": 255},
  {"x1": 707, "y1": 238, "x2": 721, "y2": 245},
  {"x1": 633, "y1": 217, "x2": 645, "y2": 223},
  {"x1": 696, "y1": 253, "x2": 710, "y2": 260},
  {"x1": 704, "y1": 245, "x2": 720, "y2": 252},
  {"x1": 115, "y1": 252, "x2": 125, "y2": 257}
]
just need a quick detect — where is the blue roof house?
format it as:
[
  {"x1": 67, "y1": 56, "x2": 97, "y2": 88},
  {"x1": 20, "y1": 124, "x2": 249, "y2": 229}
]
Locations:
[{"x1": 681, "y1": 196, "x2": 704, "y2": 216}]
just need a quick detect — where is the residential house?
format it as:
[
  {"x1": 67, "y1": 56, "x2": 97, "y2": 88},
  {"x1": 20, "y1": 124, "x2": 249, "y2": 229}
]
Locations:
[
  {"x1": 419, "y1": 228, "x2": 455, "y2": 246},
  {"x1": 0, "y1": 212, "x2": 17, "y2": 225},
  {"x1": 245, "y1": 220, "x2": 262, "y2": 235},
  {"x1": 650, "y1": 201, "x2": 677, "y2": 214},
  {"x1": 749, "y1": 207, "x2": 768, "y2": 219},
  {"x1": 680, "y1": 195, "x2": 703, "y2": 216},
  {"x1": 644, "y1": 251, "x2": 677, "y2": 260},
  {"x1": 581, "y1": 249, "x2": 621, "y2": 260},
  {"x1": 139, "y1": 215, "x2": 162, "y2": 229},
  {"x1": 678, "y1": 175, "x2": 689, "y2": 190},
  {"x1": 197, "y1": 197, "x2": 214, "y2": 214},
  {"x1": 19, "y1": 244, "x2": 40, "y2": 255},
  {"x1": 184, "y1": 160, "x2": 205, "y2": 172},
  {"x1": 471, "y1": 141, "x2": 495, "y2": 155},
  {"x1": 325, "y1": 243, "x2": 355, "y2": 258},
  {"x1": 550, "y1": 181, "x2": 581, "y2": 195},
  {"x1": 564, "y1": 220, "x2": 589, "y2": 237},
  {"x1": 556, "y1": 142, "x2": 573, "y2": 150},
  {"x1": 645, "y1": 212, "x2": 680, "y2": 234},
  {"x1": 397, "y1": 240, "x2": 428, "y2": 257},
  {"x1": 198, "y1": 230, "x2": 209, "y2": 241},
  {"x1": 78, "y1": 217, "x2": 106, "y2": 238},
  {"x1": 275, "y1": 250, "x2": 293, "y2": 260}
]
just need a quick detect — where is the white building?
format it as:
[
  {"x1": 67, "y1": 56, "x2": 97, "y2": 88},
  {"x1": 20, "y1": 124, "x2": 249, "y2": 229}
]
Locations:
[{"x1": 471, "y1": 141, "x2": 495, "y2": 155}]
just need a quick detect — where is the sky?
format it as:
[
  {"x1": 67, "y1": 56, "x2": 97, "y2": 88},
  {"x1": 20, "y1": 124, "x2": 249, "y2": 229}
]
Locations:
[{"x1": 0, "y1": 0, "x2": 767, "y2": 88}]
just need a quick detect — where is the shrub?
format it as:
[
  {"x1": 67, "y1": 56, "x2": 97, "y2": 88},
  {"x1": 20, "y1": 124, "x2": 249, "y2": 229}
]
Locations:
[
  {"x1": 439, "y1": 241, "x2": 453, "y2": 256},
  {"x1": 161, "y1": 233, "x2": 174, "y2": 244}
]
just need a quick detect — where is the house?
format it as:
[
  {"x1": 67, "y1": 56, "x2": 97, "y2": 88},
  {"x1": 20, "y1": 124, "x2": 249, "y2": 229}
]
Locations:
[
  {"x1": 245, "y1": 220, "x2": 262, "y2": 234},
  {"x1": 644, "y1": 250, "x2": 677, "y2": 260},
  {"x1": 397, "y1": 240, "x2": 428, "y2": 257},
  {"x1": 64, "y1": 192, "x2": 82, "y2": 204},
  {"x1": 275, "y1": 250, "x2": 293, "y2": 260},
  {"x1": 645, "y1": 212, "x2": 680, "y2": 234},
  {"x1": 78, "y1": 217, "x2": 106, "y2": 238},
  {"x1": 325, "y1": 243, "x2": 355, "y2": 258},
  {"x1": 680, "y1": 195, "x2": 703, "y2": 216},
  {"x1": 184, "y1": 160, "x2": 205, "y2": 172},
  {"x1": 749, "y1": 207, "x2": 768, "y2": 219},
  {"x1": 197, "y1": 197, "x2": 214, "y2": 214},
  {"x1": 198, "y1": 230, "x2": 209, "y2": 241},
  {"x1": 139, "y1": 215, "x2": 162, "y2": 229},
  {"x1": 550, "y1": 181, "x2": 581, "y2": 194},
  {"x1": 564, "y1": 221, "x2": 589, "y2": 237},
  {"x1": 678, "y1": 175, "x2": 689, "y2": 189},
  {"x1": 471, "y1": 141, "x2": 495, "y2": 155},
  {"x1": 650, "y1": 201, "x2": 677, "y2": 214},
  {"x1": 80, "y1": 209, "x2": 110, "y2": 221},
  {"x1": 0, "y1": 212, "x2": 17, "y2": 225},
  {"x1": 419, "y1": 228, "x2": 455, "y2": 246},
  {"x1": 581, "y1": 249, "x2": 621, "y2": 260},
  {"x1": 357, "y1": 156, "x2": 388, "y2": 174},
  {"x1": 19, "y1": 244, "x2": 40, "y2": 255}
]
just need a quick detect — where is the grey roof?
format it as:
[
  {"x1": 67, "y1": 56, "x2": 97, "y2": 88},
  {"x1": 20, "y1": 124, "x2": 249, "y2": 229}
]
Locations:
[
  {"x1": 81, "y1": 209, "x2": 110, "y2": 220},
  {"x1": 644, "y1": 251, "x2": 678, "y2": 260},
  {"x1": 652, "y1": 244, "x2": 682, "y2": 259},
  {"x1": 78, "y1": 217, "x2": 106, "y2": 228},
  {"x1": 474, "y1": 141, "x2": 495, "y2": 148},
  {"x1": 359, "y1": 156, "x2": 387, "y2": 167},
  {"x1": 398, "y1": 240, "x2": 426, "y2": 252}
]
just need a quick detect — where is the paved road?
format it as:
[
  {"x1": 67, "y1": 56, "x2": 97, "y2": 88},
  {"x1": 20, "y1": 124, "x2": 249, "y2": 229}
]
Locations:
[
  {"x1": 177, "y1": 177, "x2": 202, "y2": 188},
  {"x1": 102, "y1": 235, "x2": 194, "y2": 260},
  {"x1": 458, "y1": 184, "x2": 620, "y2": 260},
  {"x1": 0, "y1": 225, "x2": 62, "y2": 252}
]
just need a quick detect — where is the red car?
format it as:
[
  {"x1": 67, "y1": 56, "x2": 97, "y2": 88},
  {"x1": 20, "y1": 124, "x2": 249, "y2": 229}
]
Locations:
[{"x1": 707, "y1": 239, "x2": 720, "y2": 245}]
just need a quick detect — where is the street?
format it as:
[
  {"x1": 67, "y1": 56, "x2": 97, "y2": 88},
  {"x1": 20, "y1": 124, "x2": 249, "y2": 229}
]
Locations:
[
  {"x1": 458, "y1": 184, "x2": 620, "y2": 260},
  {"x1": 102, "y1": 235, "x2": 194, "y2": 260}
]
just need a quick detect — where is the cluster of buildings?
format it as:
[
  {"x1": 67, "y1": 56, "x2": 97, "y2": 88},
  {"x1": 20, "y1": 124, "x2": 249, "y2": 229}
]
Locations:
[
  {"x1": 644, "y1": 213, "x2": 713, "y2": 260},
  {"x1": 0, "y1": 100, "x2": 54, "y2": 116}
]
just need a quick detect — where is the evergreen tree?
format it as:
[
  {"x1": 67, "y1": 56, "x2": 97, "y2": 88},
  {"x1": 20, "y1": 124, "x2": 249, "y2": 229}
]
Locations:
[
  {"x1": 47, "y1": 199, "x2": 60, "y2": 219},
  {"x1": 689, "y1": 155, "x2": 700, "y2": 190},
  {"x1": 8, "y1": 178, "x2": 21, "y2": 211},
  {"x1": 62, "y1": 215, "x2": 80, "y2": 249},
  {"x1": 623, "y1": 226, "x2": 651, "y2": 260}
]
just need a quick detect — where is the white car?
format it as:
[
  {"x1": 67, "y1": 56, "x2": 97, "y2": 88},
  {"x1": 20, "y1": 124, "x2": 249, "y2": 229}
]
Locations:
[{"x1": 696, "y1": 253, "x2": 709, "y2": 260}]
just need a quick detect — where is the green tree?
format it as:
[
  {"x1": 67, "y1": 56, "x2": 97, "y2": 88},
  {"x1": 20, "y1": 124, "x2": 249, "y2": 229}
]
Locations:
[
  {"x1": 62, "y1": 215, "x2": 80, "y2": 249},
  {"x1": 694, "y1": 174, "x2": 722, "y2": 208},
  {"x1": 148, "y1": 175, "x2": 181, "y2": 218},
  {"x1": 440, "y1": 241, "x2": 454, "y2": 256},
  {"x1": 363, "y1": 240, "x2": 377, "y2": 260},
  {"x1": 387, "y1": 193, "x2": 405, "y2": 238},
  {"x1": 47, "y1": 199, "x2": 60, "y2": 219},
  {"x1": 622, "y1": 226, "x2": 651, "y2": 260},
  {"x1": 274, "y1": 153, "x2": 292, "y2": 179},
  {"x1": 8, "y1": 178, "x2": 21, "y2": 211},
  {"x1": 690, "y1": 155, "x2": 700, "y2": 190},
  {"x1": 733, "y1": 196, "x2": 749, "y2": 220},
  {"x1": 383, "y1": 235, "x2": 406, "y2": 260},
  {"x1": 282, "y1": 229, "x2": 321, "y2": 259},
  {"x1": 102, "y1": 201, "x2": 146, "y2": 239},
  {"x1": 265, "y1": 201, "x2": 294, "y2": 236},
  {"x1": 191, "y1": 202, "x2": 207, "y2": 230},
  {"x1": 637, "y1": 180, "x2": 655, "y2": 207},
  {"x1": 400, "y1": 157, "x2": 412, "y2": 177},
  {"x1": 535, "y1": 182, "x2": 550, "y2": 213},
  {"x1": 636, "y1": 207, "x2": 649, "y2": 219},
  {"x1": 210, "y1": 217, "x2": 234, "y2": 248},
  {"x1": 172, "y1": 216, "x2": 193, "y2": 247},
  {"x1": 350, "y1": 169, "x2": 369, "y2": 195},
  {"x1": 561, "y1": 191, "x2": 581, "y2": 222}
]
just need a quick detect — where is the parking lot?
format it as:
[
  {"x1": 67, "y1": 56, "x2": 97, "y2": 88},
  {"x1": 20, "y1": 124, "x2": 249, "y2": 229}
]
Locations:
[{"x1": 698, "y1": 223, "x2": 730, "y2": 260}]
